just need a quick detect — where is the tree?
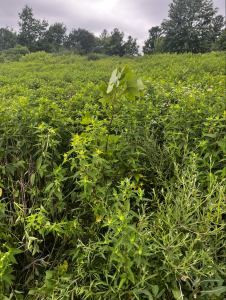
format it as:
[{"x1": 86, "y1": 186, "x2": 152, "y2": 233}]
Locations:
[
  {"x1": 161, "y1": 0, "x2": 223, "y2": 53},
  {"x1": 108, "y1": 28, "x2": 126, "y2": 56},
  {"x1": 65, "y1": 28, "x2": 95, "y2": 54},
  {"x1": 153, "y1": 37, "x2": 165, "y2": 54},
  {"x1": 93, "y1": 29, "x2": 111, "y2": 54},
  {"x1": 211, "y1": 28, "x2": 226, "y2": 51},
  {"x1": 143, "y1": 26, "x2": 162, "y2": 54},
  {"x1": 45, "y1": 22, "x2": 67, "y2": 52},
  {"x1": 18, "y1": 5, "x2": 48, "y2": 52},
  {"x1": 0, "y1": 27, "x2": 17, "y2": 52},
  {"x1": 210, "y1": 15, "x2": 225, "y2": 43},
  {"x1": 124, "y1": 36, "x2": 139, "y2": 56}
]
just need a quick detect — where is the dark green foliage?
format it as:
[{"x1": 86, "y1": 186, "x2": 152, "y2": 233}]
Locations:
[
  {"x1": 124, "y1": 36, "x2": 140, "y2": 56},
  {"x1": 143, "y1": 26, "x2": 162, "y2": 55},
  {"x1": 211, "y1": 29, "x2": 226, "y2": 51},
  {"x1": 161, "y1": 0, "x2": 224, "y2": 53},
  {"x1": 17, "y1": 4, "x2": 48, "y2": 52},
  {"x1": 44, "y1": 22, "x2": 67, "y2": 52},
  {"x1": 94, "y1": 29, "x2": 111, "y2": 55},
  {"x1": 108, "y1": 28, "x2": 126, "y2": 56},
  {"x1": 65, "y1": 28, "x2": 95, "y2": 55},
  {"x1": 0, "y1": 27, "x2": 17, "y2": 52}
]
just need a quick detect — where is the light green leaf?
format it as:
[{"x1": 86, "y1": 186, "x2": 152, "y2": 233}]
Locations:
[
  {"x1": 46, "y1": 270, "x2": 53, "y2": 279},
  {"x1": 171, "y1": 288, "x2": 181, "y2": 299},
  {"x1": 8, "y1": 254, "x2": 17, "y2": 264},
  {"x1": 31, "y1": 173, "x2": 35, "y2": 186},
  {"x1": 123, "y1": 100, "x2": 135, "y2": 109},
  {"x1": 126, "y1": 94, "x2": 135, "y2": 101},
  {"x1": 80, "y1": 112, "x2": 91, "y2": 125},
  {"x1": 54, "y1": 225, "x2": 64, "y2": 233},
  {"x1": 99, "y1": 81, "x2": 108, "y2": 93},
  {"x1": 127, "y1": 87, "x2": 140, "y2": 96},
  {"x1": 107, "y1": 83, "x2": 114, "y2": 94},
  {"x1": 36, "y1": 157, "x2": 42, "y2": 170},
  {"x1": 201, "y1": 286, "x2": 226, "y2": 297},
  {"x1": 54, "y1": 190, "x2": 62, "y2": 200},
  {"x1": 136, "y1": 289, "x2": 153, "y2": 300},
  {"x1": 10, "y1": 248, "x2": 23, "y2": 255},
  {"x1": 109, "y1": 68, "x2": 121, "y2": 85},
  {"x1": 127, "y1": 267, "x2": 135, "y2": 284},
  {"x1": 152, "y1": 285, "x2": 159, "y2": 297},
  {"x1": 45, "y1": 182, "x2": 54, "y2": 192},
  {"x1": 14, "y1": 190, "x2": 19, "y2": 198},
  {"x1": 126, "y1": 75, "x2": 145, "y2": 90}
]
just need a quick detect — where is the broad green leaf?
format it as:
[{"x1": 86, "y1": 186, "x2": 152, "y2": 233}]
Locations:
[
  {"x1": 6, "y1": 164, "x2": 14, "y2": 176},
  {"x1": 136, "y1": 77, "x2": 145, "y2": 90},
  {"x1": 54, "y1": 190, "x2": 62, "y2": 200},
  {"x1": 152, "y1": 285, "x2": 159, "y2": 297},
  {"x1": 36, "y1": 157, "x2": 42, "y2": 170},
  {"x1": 10, "y1": 248, "x2": 23, "y2": 255},
  {"x1": 45, "y1": 182, "x2": 54, "y2": 192},
  {"x1": 2, "y1": 274, "x2": 13, "y2": 284},
  {"x1": 8, "y1": 254, "x2": 17, "y2": 264},
  {"x1": 126, "y1": 94, "x2": 135, "y2": 101},
  {"x1": 99, "y1": 81, "x2": 108, "y2": 93},
  {"x1": 171, "y1": 288, "x2": 181, "y2": 299},
  {"x1": 127, "y1": 87, "x2": 140, "y2": 97},
  {"x1": 46, "y1": 270, "x2": 53, "y2": 279},
  {"x1": 109, "y1": 68, "x2": 121, "y2": 85},
  {"x1": 54, "y1": 225, "x2": 64, "y2": 233},
  {"x1": 81, "y1": 112, "x2": 91, "y2": 125},
  {"x1": 107, "y1": 83, "x2": 114, "y2": 94},
  {"x1": 31, "y1": 173, "x2": 35, "y2": 186},
  {"x1": 123, "y1": 100, "x2": 135, "y2": 109},
  {"x1": 126, "y1": 75, "x2": 145, "y2": 90},
  {"x1": 99, "y1": 97, "x2": 109, "y2": 106},
  {"x1": 14, "y1": 190, "x2": 19, "y2": 198},
  {"x1": 87, "y1": 171, "x2": 96, "y2": 181}
]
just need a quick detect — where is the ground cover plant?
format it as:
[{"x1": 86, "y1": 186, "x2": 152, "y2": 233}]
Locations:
[{"x1": 0, "y1": 51, "x2": 225, "y2": 300}]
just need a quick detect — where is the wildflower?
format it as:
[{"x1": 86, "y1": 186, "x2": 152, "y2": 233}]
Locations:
[{"x1": 181, "y1": 276, "x2": 187, "y2": 282}]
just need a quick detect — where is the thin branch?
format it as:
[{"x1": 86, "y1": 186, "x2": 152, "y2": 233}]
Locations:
[{"x1": 22, "y1": 255, "x2": 50, "y2": 272}]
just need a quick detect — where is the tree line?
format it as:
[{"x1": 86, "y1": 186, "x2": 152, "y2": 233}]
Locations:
[
  {"x1": 0, "y1": 5, "x2": 139, "y2": 57},
  {"x1": 0, "y1": 0, "x2": 225, "y2": 57}
]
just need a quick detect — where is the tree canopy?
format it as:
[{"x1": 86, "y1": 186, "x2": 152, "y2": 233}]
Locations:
[{"x1": 160, "y1": 0, "x2": 224, "y2": 53}]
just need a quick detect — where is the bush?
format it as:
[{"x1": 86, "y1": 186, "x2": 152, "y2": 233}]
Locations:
[
  {"x1": 20, "y1": 51, "x2": 55, "y2": 63},
  {"x1": 0, "y1": 44, "x2": 29, "y2": 62},
  {"x1": 87, "y1": 53, "x2": 101, "y2": 61}
]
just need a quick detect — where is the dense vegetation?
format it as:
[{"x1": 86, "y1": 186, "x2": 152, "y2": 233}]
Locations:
[
  {"x1": 0, "y1": 0, "x2": 225, "y2": 59},
  {"x1": 0, "y1": 51, "x2": 225, "y2": 300}
]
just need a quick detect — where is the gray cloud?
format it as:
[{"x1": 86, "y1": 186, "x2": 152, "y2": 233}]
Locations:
[{"x1": 0, "y1": 0, "x2": 224, "y2": 49}]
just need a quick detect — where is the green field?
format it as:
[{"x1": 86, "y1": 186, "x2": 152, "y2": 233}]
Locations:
[{"x1": 0, "y1": 52, "x2": 225, "y2": 300}]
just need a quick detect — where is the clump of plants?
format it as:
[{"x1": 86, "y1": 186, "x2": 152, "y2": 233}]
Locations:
[{"x1": 0, "y1": 58, "x2": 225, "y2": 300}]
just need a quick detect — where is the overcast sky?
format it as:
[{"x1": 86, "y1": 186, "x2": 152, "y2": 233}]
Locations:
[{"x1": 0, "y1": 0, "x2": 225, "y2": 49}]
